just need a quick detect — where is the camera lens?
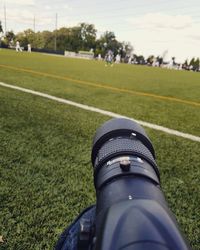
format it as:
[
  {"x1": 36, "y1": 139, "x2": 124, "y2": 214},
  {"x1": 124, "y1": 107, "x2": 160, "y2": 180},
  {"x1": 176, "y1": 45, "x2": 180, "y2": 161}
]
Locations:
[
  {"x1": 91, "y1": 118, "x2": 160, "y2": 189},
  {"x1": 91, "y1": 118, "x2": 190, "y2": 250}
]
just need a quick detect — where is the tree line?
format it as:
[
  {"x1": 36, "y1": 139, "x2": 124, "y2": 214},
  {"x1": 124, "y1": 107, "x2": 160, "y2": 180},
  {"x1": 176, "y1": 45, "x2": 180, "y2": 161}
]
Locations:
[{"x1": 0, "y1": 22, "x2": 133, "y2": 58}]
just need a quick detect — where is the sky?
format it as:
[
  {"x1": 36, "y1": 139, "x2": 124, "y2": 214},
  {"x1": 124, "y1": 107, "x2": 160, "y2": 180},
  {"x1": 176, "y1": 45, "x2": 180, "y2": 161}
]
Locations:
[{"x1": 1, "y1": 0, "x2": 200, "y2": 62}]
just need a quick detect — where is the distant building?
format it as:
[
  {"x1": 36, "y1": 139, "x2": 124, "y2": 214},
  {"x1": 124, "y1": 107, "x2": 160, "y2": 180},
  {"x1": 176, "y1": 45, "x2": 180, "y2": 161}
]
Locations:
[{"x1": 64, "y1": 50, "x2": 94, "y2": 59}]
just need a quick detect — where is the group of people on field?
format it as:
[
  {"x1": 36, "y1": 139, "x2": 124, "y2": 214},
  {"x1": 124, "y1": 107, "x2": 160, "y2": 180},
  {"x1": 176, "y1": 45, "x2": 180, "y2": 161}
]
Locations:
[
  {"x1": 15, "y1": 40, "x2": 31, "y2": 53},
  {"x1": 102, "y1": 50, "x2": 122, "y2": 66}
]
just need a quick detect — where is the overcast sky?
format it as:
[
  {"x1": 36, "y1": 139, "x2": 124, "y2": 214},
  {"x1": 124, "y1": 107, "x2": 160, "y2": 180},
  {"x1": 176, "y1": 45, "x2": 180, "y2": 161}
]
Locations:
[{"x1": 1, "y1": 0, "x2": 200, "y2": 62}]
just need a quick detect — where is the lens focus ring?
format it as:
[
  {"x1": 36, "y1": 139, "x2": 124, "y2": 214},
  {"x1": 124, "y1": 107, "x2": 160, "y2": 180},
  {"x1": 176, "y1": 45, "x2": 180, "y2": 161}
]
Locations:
[{"x1": 94, "y1": 137, "x2": 159, "y2": 177}]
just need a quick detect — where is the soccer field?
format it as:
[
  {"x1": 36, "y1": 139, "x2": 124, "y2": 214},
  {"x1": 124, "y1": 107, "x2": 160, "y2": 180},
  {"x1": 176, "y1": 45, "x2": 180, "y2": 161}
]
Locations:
[{"x1": 0, "y1": 49, "x2": 200, "y2": 249}]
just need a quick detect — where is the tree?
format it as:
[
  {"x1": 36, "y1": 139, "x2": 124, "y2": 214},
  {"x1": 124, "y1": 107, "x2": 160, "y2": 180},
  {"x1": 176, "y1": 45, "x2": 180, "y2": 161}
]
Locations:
[
  {"x1": 0, "y1": 21, "x2": 3, "y2": 48},
  {"x1": 156, "y1": 56, "x2": 163, "y2": 66},
  {"x1": 2, "y1": 30, "x2": 15, "y2": 47},
  {"x1": 69, "y1": 26, "x2": 82, "y2": 52},
  {"x1": 184, "y1": 59, "x2": 188, "y2": 66},
  {"x1": 189, "y1": 58, "x2": 195, "y2": 67},
  {"x1": 9, "y1": 23, "x2": 133, "y2": 58},
  {"x1": 79, "y1": 23, "x2": 96, "y2": 50},
  {"x1": 55, "y1": 27, "x2": 71, "y2": 51},
  {"x1": 52, "y1": 23, "x2": 97, "y2": 52},
  {"x1": 32, "y1": 32, "x2": 45, "y2": 49},
  {"x1": 121, "y1": 41, "x2": 134, "y2": 57},
  {"x1": 96, "y1": 31, "x2": 122, "y2": 57},
  {"x1": 135, "y1": 55, "x2": 145, "y2": 64},
  {"x1": 42, "y1": 30, "x2": 54, "y2": 50},
  {"x1": 172, "y1": 57, "x2": 176, "y2": 65},
  {"x1": 23, "y1": 29, "x2": 35, "y2": 45},
  {"x1": 193, "y1": 58, "x2": 200, "y2": 71},
  {"x1": 15, "y1": 29, "x2": 45, "y2": 49},
  {"x1": 15, "y1": 31, "x2": 29, "y2": 47},
  {"x1": 6, "y1": 30, "x2": 15, "y2": 41},
  {"x1": 0, "y1": 21, "x2": 3, "y2": 33},
  {"x1": 147, "y1": 55, "x2": 155, "y2": 65}
]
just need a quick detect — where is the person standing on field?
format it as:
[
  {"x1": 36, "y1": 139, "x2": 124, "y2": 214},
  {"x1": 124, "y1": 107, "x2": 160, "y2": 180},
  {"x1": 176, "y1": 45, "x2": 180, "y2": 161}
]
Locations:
[
  {"x1": 16, "y1": 41, "x2": 22, "y2": 52},
  {"x1": 115, "y1": 54, "x2": 121, "y2": 63},
  {"x1": 27, "y1": 43, "x2": 31, "y2": 53},
  {"x1": 105, "y1": 50, "x2": 114, "y2": 67}
]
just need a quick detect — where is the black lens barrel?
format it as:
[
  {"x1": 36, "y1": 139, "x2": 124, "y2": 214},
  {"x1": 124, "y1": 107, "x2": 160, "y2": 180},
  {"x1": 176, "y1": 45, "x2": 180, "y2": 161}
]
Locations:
[
  {"x1": 91, "y1": 118, "x2": 159, "y2": 188},
  {"x1": 91, "y1": 118, "x2": 191, "y2": 250}
]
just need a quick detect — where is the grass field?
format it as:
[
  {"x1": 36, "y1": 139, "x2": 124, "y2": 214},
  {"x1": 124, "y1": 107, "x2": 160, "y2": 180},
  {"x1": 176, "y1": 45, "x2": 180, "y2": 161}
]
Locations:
[{"x1": 0, "y1": 49, "x2": 200, "y2": 249}]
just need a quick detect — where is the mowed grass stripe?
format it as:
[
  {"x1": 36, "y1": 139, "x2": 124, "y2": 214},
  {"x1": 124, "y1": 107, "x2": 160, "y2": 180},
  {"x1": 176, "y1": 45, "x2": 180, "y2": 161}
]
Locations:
[
  {"x1": 0, "y1": 63, "x2": 199, "y2": 107},
  {"x1": 1, "y1": 81, "x2": 200, "y2": 143}
]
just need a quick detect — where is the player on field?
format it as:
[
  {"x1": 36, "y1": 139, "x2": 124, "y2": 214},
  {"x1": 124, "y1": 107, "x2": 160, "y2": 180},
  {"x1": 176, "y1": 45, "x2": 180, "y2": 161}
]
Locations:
[
  {"x1": 16, "y1": 41, "x2": 22, "y2": 52},
  {"x1": 27, "y1": 43, "x2": 31, "y2": 53},
  {"x1": 115, "y1": 54, "x2": 121, "y2": 63},
  {"x1": 105, "y1": 50, "x2": 114, "y2": 67}
]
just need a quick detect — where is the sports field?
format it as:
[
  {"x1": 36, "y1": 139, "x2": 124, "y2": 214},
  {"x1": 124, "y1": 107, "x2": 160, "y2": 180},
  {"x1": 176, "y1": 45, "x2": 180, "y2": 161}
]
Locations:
[{"x1": 0, "y1": 49, "x2": 199, "y2": 249}]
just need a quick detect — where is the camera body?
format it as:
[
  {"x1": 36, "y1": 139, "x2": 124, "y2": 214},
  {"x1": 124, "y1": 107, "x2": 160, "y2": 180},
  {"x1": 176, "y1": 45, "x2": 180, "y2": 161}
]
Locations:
[{"x1": 56, "y1": 118, "x2": 191, "y2": 250}]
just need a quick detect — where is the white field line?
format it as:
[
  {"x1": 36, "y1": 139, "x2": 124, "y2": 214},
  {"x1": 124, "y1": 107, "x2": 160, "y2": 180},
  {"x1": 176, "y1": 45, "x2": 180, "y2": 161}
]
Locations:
[{"x1": 0, "y1": 81, "x2": 200, "y2": 143}]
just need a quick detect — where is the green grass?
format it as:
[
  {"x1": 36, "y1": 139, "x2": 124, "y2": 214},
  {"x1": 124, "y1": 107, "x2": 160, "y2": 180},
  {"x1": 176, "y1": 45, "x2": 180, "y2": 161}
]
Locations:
[
  {"x1": 0, "y1": 49, "x2": 199, "y2": 136},
  {"x1": 0, "y1": 49, "x2": 200, "y2": 249},
  {"x1": 1, "y1": 50, "x2": 200, "y2": 101}
]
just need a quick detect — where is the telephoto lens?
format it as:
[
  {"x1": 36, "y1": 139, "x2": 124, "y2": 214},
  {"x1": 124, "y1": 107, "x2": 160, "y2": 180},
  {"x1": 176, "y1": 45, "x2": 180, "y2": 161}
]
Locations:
[{"x1": 91, "y1": 118, "x2": 191, "y2": 250}]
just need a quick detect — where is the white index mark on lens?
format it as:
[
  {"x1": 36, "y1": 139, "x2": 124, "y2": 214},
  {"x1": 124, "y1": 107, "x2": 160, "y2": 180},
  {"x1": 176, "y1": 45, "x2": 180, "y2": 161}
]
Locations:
[
  {"x1": 137, "y1": 157, "x2": 143, "y2": 163},
  {"x1": 131, "y1": 133, "x2": 136, "y2": 136}
]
